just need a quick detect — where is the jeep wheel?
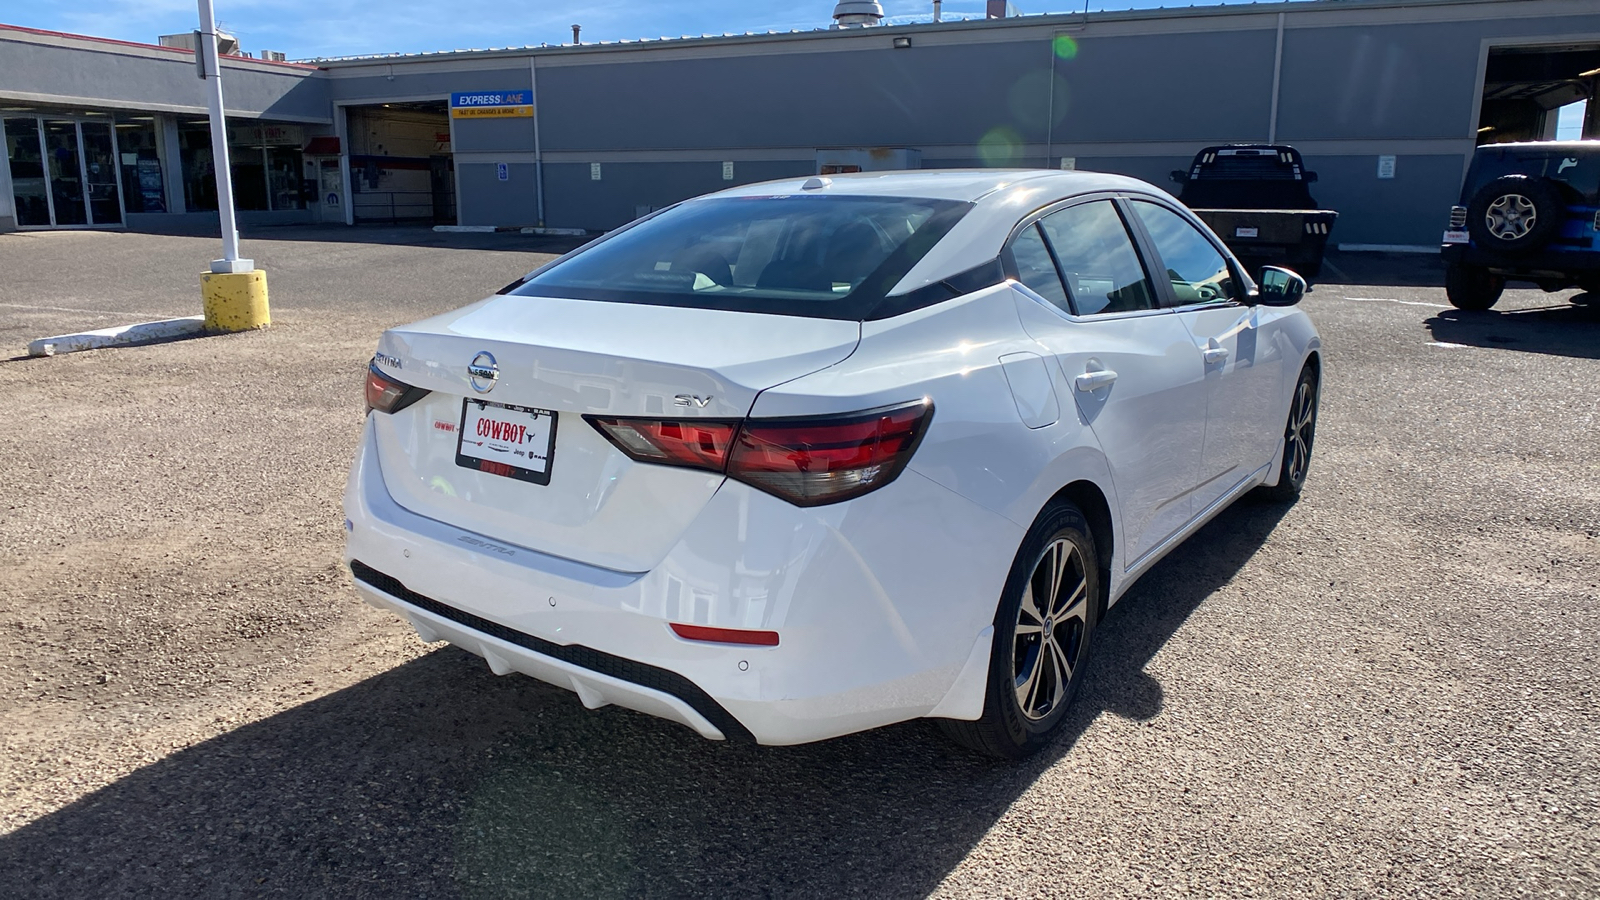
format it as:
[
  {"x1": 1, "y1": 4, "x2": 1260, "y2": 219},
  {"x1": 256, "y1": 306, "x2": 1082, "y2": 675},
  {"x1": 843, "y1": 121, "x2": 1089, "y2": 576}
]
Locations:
[
  {"x1": 1466, "y1": 175, "x2": 1565, "y2": 253},
  {"x1": 1445, "y1": 263, "x2": 1504, "y2": 311}
]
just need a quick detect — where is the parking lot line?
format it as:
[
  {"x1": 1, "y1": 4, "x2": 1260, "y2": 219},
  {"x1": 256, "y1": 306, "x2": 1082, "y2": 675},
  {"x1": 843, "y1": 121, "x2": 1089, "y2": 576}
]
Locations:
[
  {"x1": 0, "y1": 302, "x2": 181, "y2": 318},
  {"x1": 1339, "y1": 296, "x2": 1450, "y2": 308}
]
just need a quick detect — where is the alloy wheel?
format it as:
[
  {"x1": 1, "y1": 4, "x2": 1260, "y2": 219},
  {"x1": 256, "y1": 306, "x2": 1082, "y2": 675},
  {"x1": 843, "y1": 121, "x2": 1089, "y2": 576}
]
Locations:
[
  {"x1": 1013, "y1": 538, "x2": 1089, "y2": 721},
  {"x1": 1485, "y1": 194, "x2": 1536, "y2": 241},
  {"x1": 1286, "y1": 379, "x2": 1316, "y2": 483}
]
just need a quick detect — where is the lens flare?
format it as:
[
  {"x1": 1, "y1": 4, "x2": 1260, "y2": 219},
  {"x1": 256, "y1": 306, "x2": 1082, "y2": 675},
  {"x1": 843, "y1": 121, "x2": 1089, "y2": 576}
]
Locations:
[
  {"x1": 1053, "y1": 34, "x2": 1079, "y2": 60},
  {"x1": 978, "y1": 126, "x2": 1024, "y2": 167}
]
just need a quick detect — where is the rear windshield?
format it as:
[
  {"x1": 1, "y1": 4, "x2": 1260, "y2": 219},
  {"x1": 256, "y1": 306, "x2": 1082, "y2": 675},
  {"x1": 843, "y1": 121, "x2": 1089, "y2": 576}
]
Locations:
[{"x1": 511, "y1": 194, "x2": 970, "y2": 319}]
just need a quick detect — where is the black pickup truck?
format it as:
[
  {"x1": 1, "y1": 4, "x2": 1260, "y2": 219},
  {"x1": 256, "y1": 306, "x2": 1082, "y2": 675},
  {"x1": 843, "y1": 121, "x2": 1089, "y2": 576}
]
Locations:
[{"x1": 1171, "y1": 144, "x2": 1339, "y2": 278}]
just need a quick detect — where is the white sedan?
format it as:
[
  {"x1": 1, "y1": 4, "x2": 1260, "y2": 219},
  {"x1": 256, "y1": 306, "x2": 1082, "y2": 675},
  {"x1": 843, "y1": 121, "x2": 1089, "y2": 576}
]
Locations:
[{"x1": 345, "y1": 170, "x2": 1321, "y2": 758}]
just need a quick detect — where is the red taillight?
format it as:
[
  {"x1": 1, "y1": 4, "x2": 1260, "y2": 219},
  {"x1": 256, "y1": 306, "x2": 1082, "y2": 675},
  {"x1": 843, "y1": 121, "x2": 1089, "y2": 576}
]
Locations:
[
  {"x1": 587, "y1": 418, "x2": 740, "y2": 470},
  {"x1": 728, "y1": 401, "x2": 932, "y2": 506},
  {"x1": 364, "y1": 365, "x2": 429, "y2": 414},
  {"x1": 669, "y1": 623, "x2": 780, "y2": 646},
  {"x1": 586, "y1": 400, "x2": 932, "y2": 507}
]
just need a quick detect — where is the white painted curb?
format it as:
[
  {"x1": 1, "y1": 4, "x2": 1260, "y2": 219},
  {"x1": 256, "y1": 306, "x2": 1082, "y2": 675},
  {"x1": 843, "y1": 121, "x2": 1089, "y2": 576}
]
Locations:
[
  {"x1": 28, "y1": 315, "x2": 206, "y2": 358},
  {"x1": 433, "y1": 225, "x2": 497, "y2": 233},
  {"x1": 521, "y1": 226, "x2": 587, "y2": 236}
]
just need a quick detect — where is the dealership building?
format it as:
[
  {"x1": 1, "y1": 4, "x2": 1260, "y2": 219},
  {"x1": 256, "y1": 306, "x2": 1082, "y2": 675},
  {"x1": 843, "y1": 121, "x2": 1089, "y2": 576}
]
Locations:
[{"x1": 1, "y1": 0, "x2": 1597, "y2": 247}]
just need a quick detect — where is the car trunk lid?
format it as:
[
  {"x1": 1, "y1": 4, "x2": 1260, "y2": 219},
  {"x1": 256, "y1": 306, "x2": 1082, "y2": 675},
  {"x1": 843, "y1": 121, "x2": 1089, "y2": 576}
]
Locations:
[{"x1": 368, "y1": 294, "x2": 860, "y2": 573}]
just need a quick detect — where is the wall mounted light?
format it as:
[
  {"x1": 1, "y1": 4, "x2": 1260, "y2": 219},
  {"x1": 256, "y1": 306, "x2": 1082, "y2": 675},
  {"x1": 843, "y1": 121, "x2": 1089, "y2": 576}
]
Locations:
[{"x1": 893, "y1": 36, "x2": 912, "y2": 49}]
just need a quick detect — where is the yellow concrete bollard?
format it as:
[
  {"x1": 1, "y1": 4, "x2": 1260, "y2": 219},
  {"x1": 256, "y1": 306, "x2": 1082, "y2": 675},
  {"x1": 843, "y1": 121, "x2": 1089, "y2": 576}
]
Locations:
[{"x1": 200, "y1": 270, "x2": 271, "y2": 332}]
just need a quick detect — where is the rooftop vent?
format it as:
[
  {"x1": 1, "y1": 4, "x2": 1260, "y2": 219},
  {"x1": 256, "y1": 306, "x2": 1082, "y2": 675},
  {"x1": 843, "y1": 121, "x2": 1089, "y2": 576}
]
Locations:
[
  {"x1": 159, "y1": 30, "x2": 240, "y2": 56},
  {"x1": 832, "y1": 1, "x2": 884, "y2": 28}
]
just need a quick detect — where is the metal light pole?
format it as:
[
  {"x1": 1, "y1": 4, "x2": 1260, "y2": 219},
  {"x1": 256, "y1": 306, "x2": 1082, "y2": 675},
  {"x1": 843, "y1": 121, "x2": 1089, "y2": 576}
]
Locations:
[
  {"x1": 195, "y1": 0, "x2": 269, "y2": 332},
  {"x1": 197, "y1": 0, "x2": 251, "y2": 274}
]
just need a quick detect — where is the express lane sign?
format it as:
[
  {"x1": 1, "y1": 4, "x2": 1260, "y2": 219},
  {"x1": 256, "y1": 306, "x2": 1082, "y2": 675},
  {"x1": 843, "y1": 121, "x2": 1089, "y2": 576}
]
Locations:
[{"x1": 449, "y1": 91, "x2": 533, "y2": 119}]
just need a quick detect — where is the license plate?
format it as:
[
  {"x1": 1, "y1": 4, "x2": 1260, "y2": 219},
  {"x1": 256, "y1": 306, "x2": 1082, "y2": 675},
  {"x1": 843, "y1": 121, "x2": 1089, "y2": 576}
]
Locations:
[
  {"x1": 1234, "y1": 226, "x2": 1259, "y2": 238},
  {"x1": 1443, "y1": 229, "x2": 1470, "y2": 244},
  {"x1": 456, "y1": 399, "x2": 557, "y2": 485}
]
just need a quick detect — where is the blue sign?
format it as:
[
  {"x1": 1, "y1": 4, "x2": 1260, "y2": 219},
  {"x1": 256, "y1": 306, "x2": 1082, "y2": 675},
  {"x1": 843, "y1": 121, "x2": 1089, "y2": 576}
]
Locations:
[{"x1": 450, "y1": 91, "x2": 530, "y2": 108}]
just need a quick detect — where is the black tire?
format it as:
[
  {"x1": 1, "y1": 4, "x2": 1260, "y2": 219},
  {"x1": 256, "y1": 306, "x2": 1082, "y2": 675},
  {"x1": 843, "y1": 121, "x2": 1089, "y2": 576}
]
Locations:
[
  {"x1": 1445, "y1": 263, "x2": 1504, "y2": 311},
  {"x1": 1465, "y1": 175, "x2": 1565, "y2": 253},
  {"x1": 939, "y1": 500, "x2": 1100, "y2": 759},
  {"x1": 1255, "y1": 364, "x2": 1319, "y2": 503}
]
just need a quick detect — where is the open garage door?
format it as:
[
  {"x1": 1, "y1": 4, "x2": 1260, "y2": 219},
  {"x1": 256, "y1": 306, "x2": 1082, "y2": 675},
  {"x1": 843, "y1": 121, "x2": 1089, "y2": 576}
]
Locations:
[
  {"x1": 1477, "y1": 44, "x2": 1600, "y2": 145},
  {"x1": 346, "y1": 101, "x2": 456, "y2": 225}
]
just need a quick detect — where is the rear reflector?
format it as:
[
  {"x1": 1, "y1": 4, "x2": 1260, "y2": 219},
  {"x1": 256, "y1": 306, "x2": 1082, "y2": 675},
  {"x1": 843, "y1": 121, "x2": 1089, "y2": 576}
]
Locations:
[
  {"x1": 364, "y1": 364, "x2": 430, "y2": 414},
  {"x1": 586, "y1": 399, "x2": 932, "y2": 507},
  {"x1": 670, "y1": 623, "x2": 780, "y2": 646}
]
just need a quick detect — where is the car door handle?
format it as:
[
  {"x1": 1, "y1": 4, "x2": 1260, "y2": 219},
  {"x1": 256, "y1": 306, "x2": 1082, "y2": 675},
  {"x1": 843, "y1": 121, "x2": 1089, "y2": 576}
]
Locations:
[
  {"x1": 1202, "y1": 347, "x2": 1229, "y2": 364},
  {"x1": 1074, "y1": 369, "x2": 1118, "y2": 392}
]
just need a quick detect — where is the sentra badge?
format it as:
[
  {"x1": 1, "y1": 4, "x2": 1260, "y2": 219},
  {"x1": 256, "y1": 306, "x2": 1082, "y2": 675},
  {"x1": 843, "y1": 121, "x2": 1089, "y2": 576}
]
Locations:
[{"x1": 467, "y1": 351, "x2": 499, "y2": 393}]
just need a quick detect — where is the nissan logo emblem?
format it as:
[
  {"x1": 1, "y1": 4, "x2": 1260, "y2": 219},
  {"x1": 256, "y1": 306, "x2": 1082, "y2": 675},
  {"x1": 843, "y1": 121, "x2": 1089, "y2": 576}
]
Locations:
[{"x1": 467, "y1": 351, "x2": 498, "y2": 393}]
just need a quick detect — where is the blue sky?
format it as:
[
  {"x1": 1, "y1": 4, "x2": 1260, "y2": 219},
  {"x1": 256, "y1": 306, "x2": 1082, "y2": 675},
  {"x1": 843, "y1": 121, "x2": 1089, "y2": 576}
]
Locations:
[{"x1": 7, "y1": 0, "x2": 1277, "y2": 59}]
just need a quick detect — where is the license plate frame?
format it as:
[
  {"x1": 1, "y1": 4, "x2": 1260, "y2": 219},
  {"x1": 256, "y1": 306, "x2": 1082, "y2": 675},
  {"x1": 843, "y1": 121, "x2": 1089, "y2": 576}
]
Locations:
[{"x1": 455, "y1": 399, "x2": 558, "y2": 485}]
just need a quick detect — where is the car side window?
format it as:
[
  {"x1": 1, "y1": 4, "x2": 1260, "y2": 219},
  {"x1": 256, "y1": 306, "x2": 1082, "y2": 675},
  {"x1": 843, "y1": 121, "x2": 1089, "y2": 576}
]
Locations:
[
  {"x1": 1130, "y1": 200, "x2": 1238, "y2": 307},
  {"x1": 1036, "y1": 200, "x2": 1157, "y2": 315},
  {"x1": 1008, "y1": 223, "x2": 1072, "y2": 313}
]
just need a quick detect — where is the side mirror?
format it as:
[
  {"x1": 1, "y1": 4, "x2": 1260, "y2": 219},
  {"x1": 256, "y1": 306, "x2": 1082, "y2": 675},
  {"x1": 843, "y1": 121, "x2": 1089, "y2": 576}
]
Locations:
[
  {"x1": 1257, "y1": 266, "x2": 1307, "y2": 306},
  {"x1": 1169, "y1": 170, "x2": 1188, "y2": 184},
  {"x1": 1304, "y1": 171, "x2": 1319, "y2": 183}
]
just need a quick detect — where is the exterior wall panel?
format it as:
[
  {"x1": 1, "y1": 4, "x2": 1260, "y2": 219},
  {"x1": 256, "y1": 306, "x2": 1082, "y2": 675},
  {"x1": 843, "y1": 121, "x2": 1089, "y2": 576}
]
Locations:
[
  {"x1": 329, "y1": 68, "x2": 530, "y2": 105},
  {"x1": 0, "y1": 34, "x2": 327, "y2": 121},
  {"x1": 542, "y1": 160, "x2": 814, "y2": 232},
  {"x1": 1298, "y1": 153, "x2": 1464, "y2": 245},
  {"x1": 1050, "y1": 29, "x2": 1277, "y2": 145}
]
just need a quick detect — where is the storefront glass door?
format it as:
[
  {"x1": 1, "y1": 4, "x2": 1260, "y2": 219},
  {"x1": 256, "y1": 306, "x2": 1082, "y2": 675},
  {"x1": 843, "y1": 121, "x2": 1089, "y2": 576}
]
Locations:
[
  {"x1": 43, "y1": 120, "x2": 88, "y2": 225},
  {"x1": 3, "y1": 116, "x2": 126, "y2": 228},
  {"x1": 80, "y1": 121, "x2": 123, "y2": 225},
  {"x1": 3, "y1": 118, "x2": 50, "y2": 226}
]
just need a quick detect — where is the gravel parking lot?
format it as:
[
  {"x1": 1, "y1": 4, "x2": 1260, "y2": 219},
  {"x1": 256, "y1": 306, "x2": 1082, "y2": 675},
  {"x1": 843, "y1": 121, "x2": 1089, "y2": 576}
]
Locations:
[{"x1": 0, "y1": 227, "x2": 1596, "y2": 898}]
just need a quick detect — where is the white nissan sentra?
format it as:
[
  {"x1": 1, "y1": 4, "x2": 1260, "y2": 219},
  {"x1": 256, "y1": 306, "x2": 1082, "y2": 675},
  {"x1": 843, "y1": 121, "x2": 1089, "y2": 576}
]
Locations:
[{"x1": 345, "y1": 170, "x2": 1321, "y2": 758}]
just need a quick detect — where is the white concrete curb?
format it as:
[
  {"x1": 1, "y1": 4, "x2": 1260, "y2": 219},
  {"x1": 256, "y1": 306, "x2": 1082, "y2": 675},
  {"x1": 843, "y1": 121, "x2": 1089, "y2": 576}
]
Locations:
[
  {"x1": 432, "y1": 225, "x2": 497, "y2": 233},
  {"x1": 28, "y1": 315, "x2": 206, "y2": 358},
  {"x1": 521, "y1": 226, "x2": 587, "y2": 236}
]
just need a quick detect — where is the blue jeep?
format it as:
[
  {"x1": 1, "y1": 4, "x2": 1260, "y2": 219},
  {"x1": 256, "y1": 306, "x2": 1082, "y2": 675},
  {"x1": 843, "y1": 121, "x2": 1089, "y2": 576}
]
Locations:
[{"x1": 1442, "y1": 141, "x2": 1600, "y2": 310}]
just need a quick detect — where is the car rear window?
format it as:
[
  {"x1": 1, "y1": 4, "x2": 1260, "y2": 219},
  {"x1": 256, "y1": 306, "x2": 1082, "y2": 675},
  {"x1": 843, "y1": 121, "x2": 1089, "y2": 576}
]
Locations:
[{"x1": 511, "y1": 194, "x2": 970, "y2": 319}]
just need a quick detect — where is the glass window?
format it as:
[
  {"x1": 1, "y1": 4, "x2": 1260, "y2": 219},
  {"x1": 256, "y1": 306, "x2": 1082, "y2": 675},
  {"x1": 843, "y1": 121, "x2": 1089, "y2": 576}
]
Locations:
[
  {"x1": 178, "y1": 119, "x2": 217, "y2": 212},
  {"x1": 179, "y1": 119, "x2": 307, "y2": 213},
  {"x1": 513, "y1": 195, "x2": 970, "y2": 319},
  {"x1": 5, "y1": 118, "x2": 50, "y2": 226},
  {"x1": 1037, "y1": 200, "x2": 1157, "y2": 315},
  {"x1": 1131, "y1": 200, "x2": 1238, "y2": 306},
  {"x1": 115, "y1": 118, "x2": 165, "y2": 214},
  {"x1": 1008, "y1": 224, "x2": 1071, "y2": 312}
]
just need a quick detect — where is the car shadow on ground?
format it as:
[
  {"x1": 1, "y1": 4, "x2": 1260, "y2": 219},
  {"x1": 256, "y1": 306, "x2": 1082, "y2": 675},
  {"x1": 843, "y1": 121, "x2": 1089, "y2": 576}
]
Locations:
[
  {"x1": 1424, "y1": 295, "x2": 1600, "y2": 360},
  {"x1": 1312, "y1": 250, "x2": 1445, "y2": 288},
  {"x1": 0, "y1": 501, "x2": 1291, "y2": 899}
]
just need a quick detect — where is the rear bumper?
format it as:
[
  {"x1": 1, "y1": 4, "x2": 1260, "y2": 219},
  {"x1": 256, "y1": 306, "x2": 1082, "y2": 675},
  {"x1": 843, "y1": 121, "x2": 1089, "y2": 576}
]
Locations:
[
  {"x1": 342, "y1": 415, "x2": 1022, "y2": 745},
  {"x1": 1442, "y1": 243, "x2": 1600, "y2": 276}
]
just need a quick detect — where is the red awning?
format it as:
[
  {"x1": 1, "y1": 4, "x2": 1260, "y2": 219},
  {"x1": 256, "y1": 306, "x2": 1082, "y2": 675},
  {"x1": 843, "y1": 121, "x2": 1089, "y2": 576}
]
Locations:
[{"x1": 303, "y1": 136, "x2": 340, "y2": 155}]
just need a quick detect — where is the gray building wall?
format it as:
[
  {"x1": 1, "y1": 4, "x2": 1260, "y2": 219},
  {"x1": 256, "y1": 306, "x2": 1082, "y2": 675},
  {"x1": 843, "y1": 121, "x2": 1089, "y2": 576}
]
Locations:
[
  {"x1": 0, "y1": 26, "x2": 329, "y2": 121},
  {"x1": 4, "y1": 0, "x2": 1598, "y2": 244},
  {"x1": 317, "y1": 0, "x2": 1595, "y2": 246}
]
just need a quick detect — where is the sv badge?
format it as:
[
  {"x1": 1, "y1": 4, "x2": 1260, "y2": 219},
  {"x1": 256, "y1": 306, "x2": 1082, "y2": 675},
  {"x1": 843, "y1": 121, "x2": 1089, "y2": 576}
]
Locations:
[{"x1": 674, "y1": 394, "x2": 712, "y2": 408}]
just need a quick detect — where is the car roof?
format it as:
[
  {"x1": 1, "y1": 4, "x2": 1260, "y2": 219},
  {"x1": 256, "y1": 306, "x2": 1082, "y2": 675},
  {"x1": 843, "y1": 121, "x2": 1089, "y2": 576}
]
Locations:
[
  {"x1": 706, "y1": 168, "x2": 1156, "y2": 205},
  {"x1": 695, "y1": 168, "x2": 1184, "y2": 304}
]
